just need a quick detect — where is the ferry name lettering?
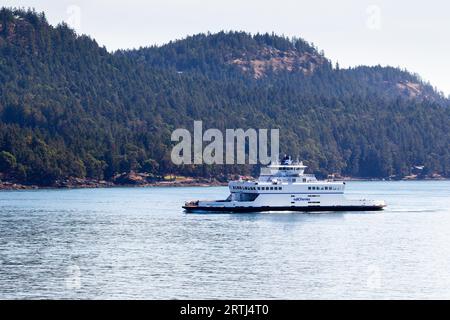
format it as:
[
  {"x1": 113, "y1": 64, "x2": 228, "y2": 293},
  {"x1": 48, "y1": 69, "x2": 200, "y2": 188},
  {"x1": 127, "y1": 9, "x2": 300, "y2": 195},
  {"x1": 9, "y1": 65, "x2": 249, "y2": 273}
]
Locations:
[{"x1": 293, "y1": 197, "x2": 310, "y2": 201}]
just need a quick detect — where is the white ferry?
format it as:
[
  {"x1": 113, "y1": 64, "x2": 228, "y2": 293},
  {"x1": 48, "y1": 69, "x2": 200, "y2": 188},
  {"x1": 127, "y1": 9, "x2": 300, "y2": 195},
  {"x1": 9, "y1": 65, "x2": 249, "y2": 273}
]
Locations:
[{"x1": 183, "y1": 155, "x2": 386, "y2": 213}]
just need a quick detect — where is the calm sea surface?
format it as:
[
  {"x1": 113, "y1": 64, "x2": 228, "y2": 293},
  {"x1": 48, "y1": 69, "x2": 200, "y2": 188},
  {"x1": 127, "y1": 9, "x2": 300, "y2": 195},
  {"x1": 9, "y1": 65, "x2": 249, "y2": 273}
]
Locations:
[{"x1": 0, "y1": 181, "x2": 449, "y2": 299}]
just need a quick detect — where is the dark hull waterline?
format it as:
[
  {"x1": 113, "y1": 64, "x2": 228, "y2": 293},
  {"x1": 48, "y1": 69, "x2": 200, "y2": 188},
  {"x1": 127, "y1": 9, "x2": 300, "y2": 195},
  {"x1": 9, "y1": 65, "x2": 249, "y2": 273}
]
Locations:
[{"x1": 183, "y1": 205, "x2": 385, "y2": 213}]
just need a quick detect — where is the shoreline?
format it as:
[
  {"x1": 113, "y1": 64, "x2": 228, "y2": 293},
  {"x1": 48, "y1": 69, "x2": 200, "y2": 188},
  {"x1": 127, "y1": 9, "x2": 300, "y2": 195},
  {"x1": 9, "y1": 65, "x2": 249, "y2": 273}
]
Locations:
[
  {"x1": 1, "y1": 176, "x2": 448, "y2": 191},
  {"x1": 0, "y1": 179, "x2": 228, "y2": 191}
]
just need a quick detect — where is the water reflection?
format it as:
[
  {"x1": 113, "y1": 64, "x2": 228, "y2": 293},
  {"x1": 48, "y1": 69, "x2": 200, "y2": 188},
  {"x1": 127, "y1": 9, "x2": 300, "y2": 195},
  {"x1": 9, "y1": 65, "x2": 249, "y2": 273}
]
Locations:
[{"x1": 0, "y1": 181, "x2": 449, "y2": 299}]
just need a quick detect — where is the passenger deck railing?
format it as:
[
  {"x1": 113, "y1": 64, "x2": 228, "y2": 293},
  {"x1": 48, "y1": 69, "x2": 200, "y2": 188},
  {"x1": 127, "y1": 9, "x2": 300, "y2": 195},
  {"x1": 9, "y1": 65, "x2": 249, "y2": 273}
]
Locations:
[{"x1": 259, "y1": 167, "x2": 315, "y2": 178}]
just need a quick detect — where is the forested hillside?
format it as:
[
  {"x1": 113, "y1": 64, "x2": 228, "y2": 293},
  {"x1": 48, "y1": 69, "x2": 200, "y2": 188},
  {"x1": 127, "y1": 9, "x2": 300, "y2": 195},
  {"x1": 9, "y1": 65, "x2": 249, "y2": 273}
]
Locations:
[{"x1": 0, "y1": 8, "x2": 449, "y2": 186}]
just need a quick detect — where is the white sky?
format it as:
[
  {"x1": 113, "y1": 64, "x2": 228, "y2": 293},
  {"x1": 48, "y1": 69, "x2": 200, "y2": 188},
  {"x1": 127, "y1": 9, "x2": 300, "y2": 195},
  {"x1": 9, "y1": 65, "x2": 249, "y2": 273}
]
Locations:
[{"x1": 4, "y1": 0, "x2": 450, "y2": 95}]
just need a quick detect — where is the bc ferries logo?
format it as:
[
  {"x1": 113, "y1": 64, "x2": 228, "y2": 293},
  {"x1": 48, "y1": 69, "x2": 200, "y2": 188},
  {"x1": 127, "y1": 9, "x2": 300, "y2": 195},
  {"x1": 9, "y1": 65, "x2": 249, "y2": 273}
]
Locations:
[
  {"x1": 293, "y1": 197, "x2": 310, "y2": 202},
  {"x1": 171, "y1": 121, "x2": 279, "y2": 165}
]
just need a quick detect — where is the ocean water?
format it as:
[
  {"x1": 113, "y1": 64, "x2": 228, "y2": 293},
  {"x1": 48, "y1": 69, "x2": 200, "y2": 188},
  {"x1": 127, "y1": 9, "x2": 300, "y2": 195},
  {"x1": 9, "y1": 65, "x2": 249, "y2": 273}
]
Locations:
[{"x1": 0, "y1": 181, "x2": 449, "y2": 299}]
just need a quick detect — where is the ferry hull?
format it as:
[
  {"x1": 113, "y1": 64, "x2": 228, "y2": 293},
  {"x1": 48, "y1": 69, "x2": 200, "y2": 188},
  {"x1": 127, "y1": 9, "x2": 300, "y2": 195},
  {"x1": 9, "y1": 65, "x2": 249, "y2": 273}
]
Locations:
[{"x1": 183, "y1": 205, "x2": 385, "y2": 213}]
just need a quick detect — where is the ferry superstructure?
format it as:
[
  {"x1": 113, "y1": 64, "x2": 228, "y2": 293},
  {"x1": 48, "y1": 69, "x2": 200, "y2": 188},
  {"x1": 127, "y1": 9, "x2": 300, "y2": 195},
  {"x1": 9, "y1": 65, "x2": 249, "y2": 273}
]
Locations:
[{"x1": 183, "y1": 156, "x2": 386, "y2": 213}]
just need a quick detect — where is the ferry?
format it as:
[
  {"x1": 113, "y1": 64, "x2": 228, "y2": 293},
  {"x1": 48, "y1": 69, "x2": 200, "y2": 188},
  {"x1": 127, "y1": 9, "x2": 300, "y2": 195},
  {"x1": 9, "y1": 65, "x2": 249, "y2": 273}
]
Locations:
[{"x1": 183, "y1": 155, "x2": 386, "y2": 213}]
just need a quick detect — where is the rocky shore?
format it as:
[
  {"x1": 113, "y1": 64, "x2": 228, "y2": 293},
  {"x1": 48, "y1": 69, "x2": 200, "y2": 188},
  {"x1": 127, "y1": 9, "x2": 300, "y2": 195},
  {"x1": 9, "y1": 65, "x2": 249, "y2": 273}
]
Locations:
[
  {"x1": 0, "y1": 171, "x2": 446, "y2": 191},
  {"x1": 0, "y1": 172, "x2": 227, "y2": 190}
]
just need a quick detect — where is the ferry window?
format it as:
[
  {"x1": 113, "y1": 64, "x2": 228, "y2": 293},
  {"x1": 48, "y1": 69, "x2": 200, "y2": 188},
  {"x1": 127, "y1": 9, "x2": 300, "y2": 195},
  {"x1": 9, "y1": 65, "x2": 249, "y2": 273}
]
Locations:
[
  {"x1": 308, "y1": 187, "x2": 311, "y2": 190},
  {"x1": 270, "y1": 187, "x2": 273, "y2": 190},
  {"x1": 280, "y1": 187, "x2": 283, "y2": 190},
  {"x1": 257, "y1": 187, "x2": 260, "y2": 190}
]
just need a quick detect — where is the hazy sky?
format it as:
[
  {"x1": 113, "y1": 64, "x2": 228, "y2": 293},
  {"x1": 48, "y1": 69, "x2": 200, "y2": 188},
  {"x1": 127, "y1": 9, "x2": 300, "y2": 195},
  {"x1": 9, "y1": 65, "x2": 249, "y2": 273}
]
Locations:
[{"x1": 4, "y1": 0, "x2": 450, "y2": 95}]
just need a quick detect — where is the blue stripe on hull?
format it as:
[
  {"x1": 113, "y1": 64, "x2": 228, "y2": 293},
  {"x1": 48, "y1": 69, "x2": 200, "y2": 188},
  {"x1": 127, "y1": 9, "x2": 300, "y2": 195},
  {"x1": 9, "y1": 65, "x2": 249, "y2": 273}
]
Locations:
[{"x1": 183, "y1": 205, "x2": 384, "y2": 213}]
